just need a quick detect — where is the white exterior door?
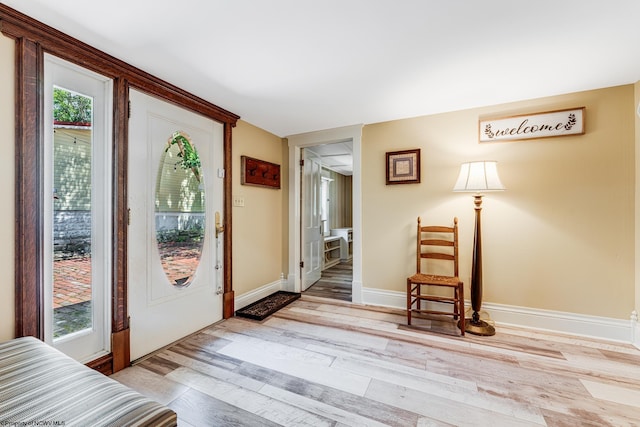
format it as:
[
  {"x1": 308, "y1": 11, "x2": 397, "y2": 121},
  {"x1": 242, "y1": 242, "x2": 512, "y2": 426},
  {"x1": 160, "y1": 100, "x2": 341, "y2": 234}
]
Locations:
[
  {"x1": 302, "y1": 149, "x2": 322, "y2": 290},
  {"x1": 128, "y1": 89, "x2": 223, "y2": 361}
]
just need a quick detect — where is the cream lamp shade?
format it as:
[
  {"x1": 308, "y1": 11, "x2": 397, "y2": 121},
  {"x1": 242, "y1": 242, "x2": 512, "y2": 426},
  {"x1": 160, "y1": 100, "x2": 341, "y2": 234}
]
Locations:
[{"x1": 453, "y1": 161, "x2": 505, "y2": 192}]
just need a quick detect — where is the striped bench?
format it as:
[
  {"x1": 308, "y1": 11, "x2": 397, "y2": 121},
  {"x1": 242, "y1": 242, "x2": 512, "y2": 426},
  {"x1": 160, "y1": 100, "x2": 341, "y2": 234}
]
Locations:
[{"x1": 0, "y1": 336, "x2": 176, "y2": 427}]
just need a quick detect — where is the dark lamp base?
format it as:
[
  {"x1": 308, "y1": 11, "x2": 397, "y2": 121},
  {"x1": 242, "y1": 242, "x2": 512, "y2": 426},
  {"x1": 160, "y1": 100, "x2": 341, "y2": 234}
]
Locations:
[{"x1": 459, "y1": 318, "x2": 496, "y2": 336}]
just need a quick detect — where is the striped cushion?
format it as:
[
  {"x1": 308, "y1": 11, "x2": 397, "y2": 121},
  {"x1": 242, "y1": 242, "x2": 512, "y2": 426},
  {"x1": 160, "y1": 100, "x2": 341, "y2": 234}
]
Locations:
[{"x1": 0, "y1": 336, "x2": 176, "y2": 427}]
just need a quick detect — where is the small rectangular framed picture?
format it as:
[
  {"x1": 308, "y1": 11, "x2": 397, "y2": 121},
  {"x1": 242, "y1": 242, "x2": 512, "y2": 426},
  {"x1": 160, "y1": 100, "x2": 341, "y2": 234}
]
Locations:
[{"x1": 386, "y1": 149, "x2": 420, "y2": 185}]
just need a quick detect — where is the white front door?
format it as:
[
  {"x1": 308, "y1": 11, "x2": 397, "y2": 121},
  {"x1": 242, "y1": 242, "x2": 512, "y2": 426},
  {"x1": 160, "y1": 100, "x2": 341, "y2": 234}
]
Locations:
[
  {"x1": 302, "y1": 149, "x2": 322, "y2": 290},
  {"x1": 128, "y1": 89, "x2": 223, "y2": 361}
]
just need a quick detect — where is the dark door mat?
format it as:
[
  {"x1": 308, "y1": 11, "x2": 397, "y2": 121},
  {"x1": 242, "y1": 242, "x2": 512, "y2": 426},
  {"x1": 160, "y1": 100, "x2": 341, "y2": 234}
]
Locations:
[{"x1": 235, "y1": 291, "x2": 301, "y2": 321}]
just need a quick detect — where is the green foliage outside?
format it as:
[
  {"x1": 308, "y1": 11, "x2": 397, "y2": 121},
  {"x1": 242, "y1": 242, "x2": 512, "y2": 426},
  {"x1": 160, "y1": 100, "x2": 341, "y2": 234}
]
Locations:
[
  {"x1": 53, "y1": 87, "x2": 92, "y2": 123},
  {"x1": 156, "y1": 225, "x2": 204, "y2": 244},
  {"x1": 166, "y1": 131, "x2": 202, "y2": 182}
]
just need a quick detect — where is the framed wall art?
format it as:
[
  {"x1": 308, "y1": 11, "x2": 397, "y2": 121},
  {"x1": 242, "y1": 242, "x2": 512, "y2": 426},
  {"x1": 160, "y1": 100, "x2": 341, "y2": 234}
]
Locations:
[
  {"x1": 386, "y1": 149, "x2": 420, "y2": 185},
  {"x1": 241, "y1": 155, "x2": 281, "y2": 189}
]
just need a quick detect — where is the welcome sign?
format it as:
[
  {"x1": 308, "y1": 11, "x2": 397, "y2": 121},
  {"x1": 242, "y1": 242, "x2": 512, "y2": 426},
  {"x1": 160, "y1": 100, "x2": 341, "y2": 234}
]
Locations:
[{"x1": 479, "y1": 107, "x2": 585, "y2": 142}]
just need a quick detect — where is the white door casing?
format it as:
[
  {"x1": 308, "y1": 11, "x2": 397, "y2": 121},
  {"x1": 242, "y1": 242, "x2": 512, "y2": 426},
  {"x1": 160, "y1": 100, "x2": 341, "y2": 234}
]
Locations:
[
  {"x1": 287, "y1": 125, "x2": 363, "y2": 302},
  {"x1": 43, "y1": 54, "x2": 113, "y2": 363},
  {"x1": 128, "y1": 89, "x2": 223, "y2": 361},
  {"x1": 302, "y1": 149, "x2": 322, "y2": 290}
]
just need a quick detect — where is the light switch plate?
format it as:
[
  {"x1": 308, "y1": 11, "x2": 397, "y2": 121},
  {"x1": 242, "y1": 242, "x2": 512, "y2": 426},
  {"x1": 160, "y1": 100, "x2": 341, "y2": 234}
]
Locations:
[{"x1": 233, "y1": 196, "x2": 245, "y2": 207}]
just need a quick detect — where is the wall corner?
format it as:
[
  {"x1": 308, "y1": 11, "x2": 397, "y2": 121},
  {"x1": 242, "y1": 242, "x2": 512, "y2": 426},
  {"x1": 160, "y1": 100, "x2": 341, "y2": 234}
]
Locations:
[{"x1": 632, "y1": 310, "x2": 640, "y2": 349}]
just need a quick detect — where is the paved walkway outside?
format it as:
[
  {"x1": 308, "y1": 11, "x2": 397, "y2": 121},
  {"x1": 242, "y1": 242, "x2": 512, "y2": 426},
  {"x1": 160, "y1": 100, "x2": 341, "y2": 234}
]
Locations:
[
  {"x1": 54, "y1": 258, "x2": 92, "y2": 309},
  {"x1": 157, "y1": 242, "x2": 202, "y2": 286},
  {"x1": 53, "y1": 244, "x2": 201, "y2": 308}
]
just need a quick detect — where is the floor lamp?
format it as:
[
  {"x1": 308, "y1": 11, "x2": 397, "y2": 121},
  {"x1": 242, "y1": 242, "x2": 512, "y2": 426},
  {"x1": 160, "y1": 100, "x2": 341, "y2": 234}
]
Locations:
[{"x1": 453, "y1": 161, "x2": 504, "y2": 336}]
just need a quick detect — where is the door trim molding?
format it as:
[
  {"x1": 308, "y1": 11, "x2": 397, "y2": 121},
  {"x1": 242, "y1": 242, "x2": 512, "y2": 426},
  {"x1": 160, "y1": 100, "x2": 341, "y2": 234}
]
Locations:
[
  {"x1": 223, "y1": 123, "x2": 235, "y2": 318},
  {"x1": 13, "y1": 35, "x2": 43, "y2": 339},
  {"x1": 287, "y1": 124, "x2": 363, "y2": 303}
]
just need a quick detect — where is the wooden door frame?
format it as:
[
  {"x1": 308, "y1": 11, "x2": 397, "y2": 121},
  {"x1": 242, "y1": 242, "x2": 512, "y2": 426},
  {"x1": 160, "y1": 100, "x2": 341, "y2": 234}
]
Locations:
[{"x1": 1, "y1": 4, "x2": 239, "y2": 373}]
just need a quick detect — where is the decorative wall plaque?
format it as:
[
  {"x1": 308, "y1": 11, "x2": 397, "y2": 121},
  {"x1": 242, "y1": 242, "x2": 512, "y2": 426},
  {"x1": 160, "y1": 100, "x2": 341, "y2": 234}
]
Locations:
[
  {"x1": 241, "y1": 155, "x2": 281, "y2": 189},
  {"x1": 479, "y1": 107, "x2": 585, "y2": 142}
]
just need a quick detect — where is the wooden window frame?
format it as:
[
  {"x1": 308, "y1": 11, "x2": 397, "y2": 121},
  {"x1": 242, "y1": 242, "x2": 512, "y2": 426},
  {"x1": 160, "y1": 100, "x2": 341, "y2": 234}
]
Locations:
[{"x1": 0, "y1": 4, "x2": 239, "y2": 373}]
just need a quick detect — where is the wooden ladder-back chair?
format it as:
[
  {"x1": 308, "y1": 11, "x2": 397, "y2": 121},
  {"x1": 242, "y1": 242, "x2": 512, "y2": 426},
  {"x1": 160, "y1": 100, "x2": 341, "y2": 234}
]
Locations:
[{"x1": 407, "y1": 217, "x2": 465, "y2": 335}]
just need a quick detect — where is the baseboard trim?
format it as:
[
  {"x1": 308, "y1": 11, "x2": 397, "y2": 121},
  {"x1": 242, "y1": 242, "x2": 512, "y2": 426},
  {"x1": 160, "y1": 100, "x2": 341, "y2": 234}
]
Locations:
[
  {"x1": 352, "y1": 279, "x2": 364, "y2": 304},
  {"x1": 483, "y1": 302, "x2": 632, "y2": 343},
  {"x1": 362, "y1": 287, "x2": 406, "y2": 309},
  {"x1": 235, "y1": 279, "x2": 284, "y2": 311},
  {"x1": 362, "y1": 287, "x2": 634, "y2": 343}
]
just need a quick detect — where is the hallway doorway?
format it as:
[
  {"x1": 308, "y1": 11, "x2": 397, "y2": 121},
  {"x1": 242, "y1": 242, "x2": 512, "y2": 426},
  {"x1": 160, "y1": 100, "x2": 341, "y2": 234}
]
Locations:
[
  {"x1": 301, "y1": 143, "x2": 353, "y2": 301},
  {"x1": 287, "y1": 125, "x2": 363, "y2": 303}
]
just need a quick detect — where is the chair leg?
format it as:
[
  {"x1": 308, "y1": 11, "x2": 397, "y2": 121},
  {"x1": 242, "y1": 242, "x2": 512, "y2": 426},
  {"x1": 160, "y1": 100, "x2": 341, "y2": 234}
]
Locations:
[
  {"x1": 453, "y1": 287, "x2": 459, "y2": 320},
  {"x1": 458, "y1": 284, "x2": 465, "y2": 336},
  {"x1": 406, "y1": 279, "x2": 412, "y2": 325}
]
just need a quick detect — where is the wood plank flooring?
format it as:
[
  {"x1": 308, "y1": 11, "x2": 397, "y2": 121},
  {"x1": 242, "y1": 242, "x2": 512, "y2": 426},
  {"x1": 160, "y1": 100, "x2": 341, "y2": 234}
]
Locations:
[
  {"x1": 304, "y1": 261, "x2": 352, "y2": 301},
  {"x1": 110, "y1": 297, "x2": 640, "y2": 426}
]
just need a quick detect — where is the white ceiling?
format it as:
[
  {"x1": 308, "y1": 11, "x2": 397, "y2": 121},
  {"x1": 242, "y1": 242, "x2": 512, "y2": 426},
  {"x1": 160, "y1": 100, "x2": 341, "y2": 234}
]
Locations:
[
  {"x1": 306, "y1": 142, "x2": 353, "y2": 176},
  {"x1": 3, "y1": 1, "x2": 640, "y2": 140}
]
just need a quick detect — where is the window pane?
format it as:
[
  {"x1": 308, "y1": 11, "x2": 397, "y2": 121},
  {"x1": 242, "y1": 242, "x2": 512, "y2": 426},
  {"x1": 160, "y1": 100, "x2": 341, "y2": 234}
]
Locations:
[
  {"x1": 155, "y1": 132, "x2": 205, "y2": 287},
  {"x1": 52, "y1": 86, "x2": 93, "y2": 340}
]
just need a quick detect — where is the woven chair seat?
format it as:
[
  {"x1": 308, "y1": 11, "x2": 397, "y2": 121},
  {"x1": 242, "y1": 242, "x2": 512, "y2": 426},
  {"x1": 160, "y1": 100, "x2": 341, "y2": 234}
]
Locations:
[{"x1": 408, "y1": 273, "x2": 461, "y2": 287}]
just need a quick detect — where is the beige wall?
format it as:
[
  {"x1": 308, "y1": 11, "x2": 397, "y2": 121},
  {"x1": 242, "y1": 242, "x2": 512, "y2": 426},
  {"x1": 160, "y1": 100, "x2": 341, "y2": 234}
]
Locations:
[
  {"x1": 0, "y1": 34, "x2": 15, "y2": 340},
  {"x1": 232, "y1": 120, "x2": 287, "y2": 297},
  {"x1": 363, "y1": 85, "x2": 635, "y2": 320},
  {"x1": 635, "y1": 81, "x2": 640, "y2": 319},
  {"x1": 281, "y1": 139, "x2": 290, "y2": 278}
]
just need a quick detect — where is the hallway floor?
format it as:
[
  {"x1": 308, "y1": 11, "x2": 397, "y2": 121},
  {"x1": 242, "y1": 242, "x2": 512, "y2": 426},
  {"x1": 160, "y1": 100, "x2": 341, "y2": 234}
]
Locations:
[{"x1": 304, "y1": 260, "x2": 352, "y2": 301}]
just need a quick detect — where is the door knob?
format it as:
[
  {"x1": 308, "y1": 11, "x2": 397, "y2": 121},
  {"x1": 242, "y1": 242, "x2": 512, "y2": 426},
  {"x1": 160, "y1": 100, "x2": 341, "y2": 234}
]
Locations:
[{"x1": 215, "y1": 211, "x2": 224, "y2": 238}]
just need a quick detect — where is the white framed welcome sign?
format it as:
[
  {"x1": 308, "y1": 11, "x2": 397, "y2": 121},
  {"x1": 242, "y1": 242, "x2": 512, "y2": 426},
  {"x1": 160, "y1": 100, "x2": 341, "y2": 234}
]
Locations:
[{"x1": 479, "y1": 107, "x2": 585, "y2": 143}]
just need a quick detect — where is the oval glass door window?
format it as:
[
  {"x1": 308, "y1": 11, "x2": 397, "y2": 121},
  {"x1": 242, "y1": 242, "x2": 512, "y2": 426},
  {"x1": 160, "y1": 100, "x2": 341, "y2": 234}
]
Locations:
[{"x1": 155, "y1": 131, "x2": 205, "y2": 287}]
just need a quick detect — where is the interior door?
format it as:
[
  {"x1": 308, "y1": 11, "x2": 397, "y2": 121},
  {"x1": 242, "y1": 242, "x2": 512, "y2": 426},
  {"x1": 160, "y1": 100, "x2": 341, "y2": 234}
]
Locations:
[
  {"x1": 128, "y1": 89, "x2": 223, "y2": 360},
  {"x1": 302, "y1": 149, "x2": 322, "y2": 290}
]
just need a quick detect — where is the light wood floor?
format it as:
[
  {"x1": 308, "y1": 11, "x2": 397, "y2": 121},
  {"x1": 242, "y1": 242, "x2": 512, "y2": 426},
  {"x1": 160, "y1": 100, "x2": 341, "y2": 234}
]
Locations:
[
  {"x1": 111, "y1": 297, "x2": 640, "y2": 426},
  {"x1": 304, "y1": 261, "x2": 353, "y2": 301}
]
